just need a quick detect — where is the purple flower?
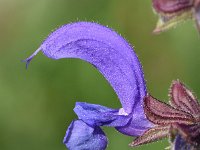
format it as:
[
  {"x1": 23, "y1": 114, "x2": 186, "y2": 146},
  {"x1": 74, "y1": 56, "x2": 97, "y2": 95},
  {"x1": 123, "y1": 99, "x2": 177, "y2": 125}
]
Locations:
[
  {"x1": 25, "y1": 22, "x2": 153, "y2": 150},
  {"x1": 172, "y1": 135, "x2": 192, "y2": 150}
]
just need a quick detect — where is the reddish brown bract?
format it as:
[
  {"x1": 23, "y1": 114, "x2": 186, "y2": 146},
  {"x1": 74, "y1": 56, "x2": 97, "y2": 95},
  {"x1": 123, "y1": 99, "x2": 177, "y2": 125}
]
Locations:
[
  {"x1": 153, "y1": 0, "x2": 193, "y2": 13},
  {"x1": 152, "y1": 0, "x2": 200, "y2": 34},
  {"x1": 130, "y1": 80, "x2": 200, "y2": 149}
]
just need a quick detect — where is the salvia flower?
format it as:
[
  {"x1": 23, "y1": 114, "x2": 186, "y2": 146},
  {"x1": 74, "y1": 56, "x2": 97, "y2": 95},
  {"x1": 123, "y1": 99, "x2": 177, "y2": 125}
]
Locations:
[
  {"x1": 131, "y1": 80, "x2": 200, "y2": 150},
  {"x1": 152, "y1": 0, "x2": 200, "y2": 34},
  {"x1": 25, "y1": 22, "x2": 153, "y2": 150}
]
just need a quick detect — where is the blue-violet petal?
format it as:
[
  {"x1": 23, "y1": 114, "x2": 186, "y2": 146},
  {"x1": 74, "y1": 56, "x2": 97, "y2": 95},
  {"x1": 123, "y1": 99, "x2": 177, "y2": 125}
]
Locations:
[
  {"x1": 172, "y1": 134, "x2": 191, "y2": 150},
  {"x1": 74, "y1": 102, "x2": 131, "y2": 127},
  {"x1": 25, "y1": 22, "x2": 146, "y2": 114},
  {"x1": 116, "y1": 105, "x2": 153, "y2": 136},
  {"x1": 63, "y1": 120, "x2": 107, "y2": 150}
]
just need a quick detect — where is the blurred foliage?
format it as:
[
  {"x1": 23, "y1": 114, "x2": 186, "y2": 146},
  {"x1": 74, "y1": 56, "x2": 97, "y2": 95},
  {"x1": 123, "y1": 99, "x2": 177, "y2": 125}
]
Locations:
[{"x1": 0, "y1": 0, "x2": 199, "y2": 150}]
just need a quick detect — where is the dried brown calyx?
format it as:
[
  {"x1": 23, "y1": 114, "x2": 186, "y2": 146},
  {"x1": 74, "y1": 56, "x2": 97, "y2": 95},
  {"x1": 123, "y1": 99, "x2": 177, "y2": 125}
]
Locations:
[
  {"x1": 152, "y1": 0, "x2": 200, "y2": 34},
  {"x1": 130, "y1": 80, "x2": 200, "y2": 150}
]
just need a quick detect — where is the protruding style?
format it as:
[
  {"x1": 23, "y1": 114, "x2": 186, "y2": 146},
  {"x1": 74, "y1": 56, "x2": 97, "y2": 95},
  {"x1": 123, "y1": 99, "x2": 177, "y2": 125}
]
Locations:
[{"x1": 25, "y1": 22, "x2": 153, "y2": 150}]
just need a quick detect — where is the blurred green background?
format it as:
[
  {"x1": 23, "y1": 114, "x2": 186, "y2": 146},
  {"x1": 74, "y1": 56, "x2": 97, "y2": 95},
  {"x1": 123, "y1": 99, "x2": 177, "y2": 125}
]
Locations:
[{"x1": 0, "y1": 0, "x2": 200, "y2": 150}]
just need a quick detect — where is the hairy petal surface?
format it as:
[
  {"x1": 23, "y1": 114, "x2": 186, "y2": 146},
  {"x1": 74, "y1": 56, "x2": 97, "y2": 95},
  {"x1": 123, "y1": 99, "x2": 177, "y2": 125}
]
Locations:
[
  {"x1": 25, "y1": 22, "x2": 146, "y2": 114},
  {"x1": 74, "y1": 102, "x2": 131, "y2": 127},
  {"x1": 63, "y1": 120, "x2": 107, "y2": 150}
]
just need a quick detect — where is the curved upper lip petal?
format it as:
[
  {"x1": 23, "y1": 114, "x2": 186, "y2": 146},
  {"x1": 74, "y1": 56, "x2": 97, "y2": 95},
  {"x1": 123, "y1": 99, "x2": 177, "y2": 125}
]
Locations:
[{"x1": 25, "y1": 21, "x2": 147, "y2": 114}]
